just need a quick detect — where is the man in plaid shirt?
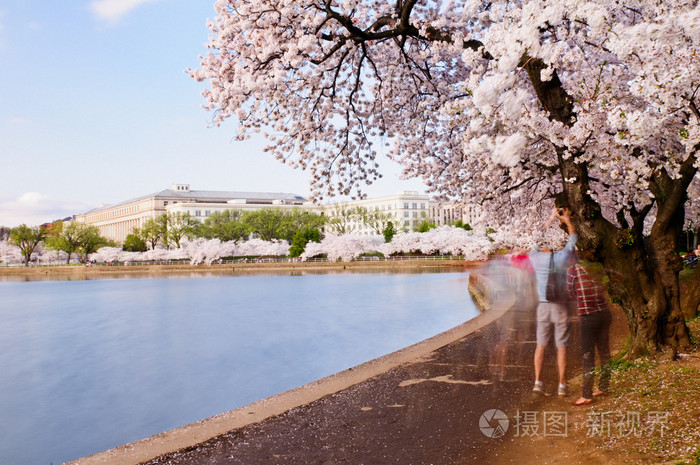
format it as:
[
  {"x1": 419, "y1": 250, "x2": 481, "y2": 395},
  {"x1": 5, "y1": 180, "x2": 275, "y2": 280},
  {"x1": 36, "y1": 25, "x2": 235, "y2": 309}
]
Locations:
[{"x1": 567, "y1": 261, "x2": 612, "y2": 406}]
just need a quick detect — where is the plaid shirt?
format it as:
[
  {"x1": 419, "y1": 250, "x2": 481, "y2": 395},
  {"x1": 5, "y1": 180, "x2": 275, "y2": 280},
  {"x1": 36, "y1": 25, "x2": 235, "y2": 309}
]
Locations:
[{"x1": 567, "y1": 264, "x2": 609, "y2": 315}]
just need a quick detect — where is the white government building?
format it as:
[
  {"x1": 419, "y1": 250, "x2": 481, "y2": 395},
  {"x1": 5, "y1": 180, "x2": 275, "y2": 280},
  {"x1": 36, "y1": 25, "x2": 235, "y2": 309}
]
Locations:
[{"x1": 74, "y1": 184, "x2": 478, "y2": 243}]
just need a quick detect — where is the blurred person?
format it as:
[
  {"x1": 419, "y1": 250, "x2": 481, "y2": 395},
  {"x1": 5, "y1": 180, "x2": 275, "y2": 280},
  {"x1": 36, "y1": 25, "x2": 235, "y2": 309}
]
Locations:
[
  {"x1": 567, "y1": 258, "x2": 612, "y2": 406},
  {"x1": 506, "y1": 249, "x2": 538, "y2": 343},
  {"x1": 491, "y1": 249, "x2": 538, "y2": 383},
  {"x1": 530, "y1": 208, "x2": 578, "y2": 396}
]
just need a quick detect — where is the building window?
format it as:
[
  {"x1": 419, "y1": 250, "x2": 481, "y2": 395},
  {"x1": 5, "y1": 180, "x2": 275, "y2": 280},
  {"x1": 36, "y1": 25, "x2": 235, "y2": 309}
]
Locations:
[
  {"x1": 412, "y1": 203, "x2": 417, "y2": 209},
  {"x1": 195, "y1": 210, "x2": 201, "y2": 217},
  {"x1": 404, "y1": 202, "x2": 409, "y2": 209},
  {"x1": 421, "y1": 203, "x2": 426, "y2": 209},
  {"x1": 404, "y1": 212, "x2": 409, "y2": 218},
  {"x1": 412, "y1": 212, "x2": 417, "y2": 218},
  {"x1": 205, "y1": 210, "x2": 211, "y2": 216}
]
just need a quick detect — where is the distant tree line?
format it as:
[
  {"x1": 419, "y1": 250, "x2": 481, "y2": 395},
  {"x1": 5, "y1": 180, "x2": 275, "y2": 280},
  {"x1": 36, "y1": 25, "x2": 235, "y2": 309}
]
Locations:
[
  {"x1": 2, "y1": 208, "x2": 474, "y2": 266},
  {"x1": 6, "y1": 222, "x2": 115, "y2": 266}
]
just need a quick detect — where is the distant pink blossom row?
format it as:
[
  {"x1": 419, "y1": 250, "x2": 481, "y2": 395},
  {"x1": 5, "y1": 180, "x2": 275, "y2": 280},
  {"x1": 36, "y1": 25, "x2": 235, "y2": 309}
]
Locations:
[{"x1": 1, "y1": 225, "x2": 571, "y2": 266}]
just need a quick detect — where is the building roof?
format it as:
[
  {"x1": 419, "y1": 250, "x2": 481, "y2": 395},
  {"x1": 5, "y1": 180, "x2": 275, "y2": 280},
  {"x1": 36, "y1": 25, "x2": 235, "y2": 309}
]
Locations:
[{"x1": 81, "y1": 188, "x2": 308, "y2": 215}]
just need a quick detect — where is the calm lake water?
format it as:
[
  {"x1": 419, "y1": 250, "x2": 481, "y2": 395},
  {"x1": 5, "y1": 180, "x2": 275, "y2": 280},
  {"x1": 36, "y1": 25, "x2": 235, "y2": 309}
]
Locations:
[{"x1": 0, "y1": 271, "x2": 477, "y2": 464}]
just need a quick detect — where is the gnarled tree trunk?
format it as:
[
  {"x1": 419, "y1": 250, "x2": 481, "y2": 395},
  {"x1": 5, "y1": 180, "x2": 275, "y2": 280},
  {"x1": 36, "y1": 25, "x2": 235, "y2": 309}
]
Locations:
[{"x1": 559, "y1": 153, "x2": 694, "y2": 358}]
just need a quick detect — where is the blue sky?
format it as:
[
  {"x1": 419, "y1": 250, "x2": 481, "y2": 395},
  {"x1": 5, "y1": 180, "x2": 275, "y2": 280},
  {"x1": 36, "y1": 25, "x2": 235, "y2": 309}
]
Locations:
[{"x1": 0, "y1": 0, "x2": 427, "y2": 227}]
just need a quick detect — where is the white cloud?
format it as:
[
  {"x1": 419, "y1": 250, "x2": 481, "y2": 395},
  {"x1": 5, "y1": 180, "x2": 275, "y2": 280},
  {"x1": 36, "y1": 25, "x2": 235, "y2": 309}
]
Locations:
[
  {"x1": 89, "y1": 0, "x2": 161, "y2": 22},
  {"x1": 0, "y1": 192, "x2": 92, "y2": 227}
]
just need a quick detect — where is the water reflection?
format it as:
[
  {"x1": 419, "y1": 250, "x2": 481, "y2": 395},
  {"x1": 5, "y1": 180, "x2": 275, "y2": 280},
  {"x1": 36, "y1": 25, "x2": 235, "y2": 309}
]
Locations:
[{"x1": 0, "y1": 266, "x2": 461, "y2": 282}]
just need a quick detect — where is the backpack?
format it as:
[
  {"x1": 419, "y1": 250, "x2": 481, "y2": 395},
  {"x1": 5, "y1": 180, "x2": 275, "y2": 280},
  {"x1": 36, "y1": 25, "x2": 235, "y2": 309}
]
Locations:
[{"x1": 545, "y1": 253, "x2": 568, "y2": 303}]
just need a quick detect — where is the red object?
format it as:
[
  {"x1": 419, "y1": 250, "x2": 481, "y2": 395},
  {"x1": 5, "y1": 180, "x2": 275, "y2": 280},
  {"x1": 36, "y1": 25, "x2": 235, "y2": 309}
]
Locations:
[{"x1": 509, "y1": 254, "x2": 534, "y2": 273}]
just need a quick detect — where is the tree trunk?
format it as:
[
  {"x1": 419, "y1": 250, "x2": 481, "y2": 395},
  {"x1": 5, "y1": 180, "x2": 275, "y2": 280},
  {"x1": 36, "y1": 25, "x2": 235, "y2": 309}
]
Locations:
[
  {"x1": 681, "y1": 266, "x2": 700, "y2": 320},
  {"x1": 559, "y1": 160, "x2": 693, "y2": 358},
  {"x1": 569, "y1": 212, "x2": 691, "y2": 357}
]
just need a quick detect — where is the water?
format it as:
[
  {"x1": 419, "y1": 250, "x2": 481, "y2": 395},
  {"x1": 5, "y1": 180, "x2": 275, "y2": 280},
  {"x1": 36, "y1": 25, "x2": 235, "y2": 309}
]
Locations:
[{"x1": 0, "y1": 271, "x2": 477, "y2": 464}]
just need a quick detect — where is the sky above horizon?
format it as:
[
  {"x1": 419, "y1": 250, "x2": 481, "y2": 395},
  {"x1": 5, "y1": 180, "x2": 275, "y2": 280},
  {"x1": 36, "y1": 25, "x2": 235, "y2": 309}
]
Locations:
[{"x1": 0, "y1": 0, "x2": 428, "y2": 227}]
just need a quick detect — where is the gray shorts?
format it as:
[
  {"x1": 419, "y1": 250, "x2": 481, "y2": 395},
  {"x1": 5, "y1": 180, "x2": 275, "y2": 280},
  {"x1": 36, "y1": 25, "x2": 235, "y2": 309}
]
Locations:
[{"x1": 536, "y1": 302, "x2": 570, "y2": 348}]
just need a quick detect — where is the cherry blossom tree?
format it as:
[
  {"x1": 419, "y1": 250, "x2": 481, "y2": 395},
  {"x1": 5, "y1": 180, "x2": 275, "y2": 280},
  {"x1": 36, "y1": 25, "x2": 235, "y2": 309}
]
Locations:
[
  {"x1": 37, "y1": 248, "x2": 69, "y2": 266},
  {"x1": 91, "y1": 247, "x2": 124, "y2": 264},
  {"x1": 377, "y1": 226, "x2": 494, "y2": 259},
  {"x1": 301, "y1": 234, "x2": 384, "y2": 261},
  {"x1": 236, "y1": 238, "x2": 290, "y2": 256},
  {"x1": 182, "y1": 238, "x2": 237, "y2": 265},
  {"x1": 0, "y1": 240, "x2": 23, "y2": 266},
  {"x1": 193, "y1": 0, "x2": 700, "y2": 356}
]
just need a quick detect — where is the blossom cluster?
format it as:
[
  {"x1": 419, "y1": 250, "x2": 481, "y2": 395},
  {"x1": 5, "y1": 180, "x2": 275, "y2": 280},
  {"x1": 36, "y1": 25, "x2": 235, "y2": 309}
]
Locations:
[
  {"x1": 90, "y1": 238, "x2": 291, "y2": 265},
  {"x1": 193, "y1": 0, "x2": 699, "y2": 235}
]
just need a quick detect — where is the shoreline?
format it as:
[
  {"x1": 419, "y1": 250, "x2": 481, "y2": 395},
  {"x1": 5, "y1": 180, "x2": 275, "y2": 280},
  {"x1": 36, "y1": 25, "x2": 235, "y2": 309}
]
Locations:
[
  {"x1": 68, "y1": 272, "x2": 507, "y2": 465},
  {"x1": 0, "y1": 259, "x2": 481, "y2": 281}
]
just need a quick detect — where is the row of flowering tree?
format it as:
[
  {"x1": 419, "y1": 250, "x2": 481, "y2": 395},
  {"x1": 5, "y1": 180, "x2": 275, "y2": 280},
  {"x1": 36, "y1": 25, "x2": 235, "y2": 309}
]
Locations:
[
  {"x1": 1, "y1": 224, "x2": 556, "y2": 266},
  {"x1": 91, "y1": 224, "x2": 567, "y2": 265},
  {"x1": 91, "y1": 238, "x2": 292, "y2": 266},
  {"x1": 0, "y1": 223, "x2": 112, "y2": 266},
  {"x1": 301, "y1": 223, "x2": 569, "y2": 261},
  {"x1": 0, "y1": 236, "x2": 292, "y2": 267}
]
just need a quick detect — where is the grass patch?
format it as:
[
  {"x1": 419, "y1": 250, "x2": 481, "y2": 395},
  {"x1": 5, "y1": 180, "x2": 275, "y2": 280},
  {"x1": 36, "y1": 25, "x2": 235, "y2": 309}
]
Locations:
[
  {"x1": 608, "y1": 357, "x2": 651, "y2": 372},
  {"x1": 593, "y1": 318, "x2": 700, "y2": 463}
]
